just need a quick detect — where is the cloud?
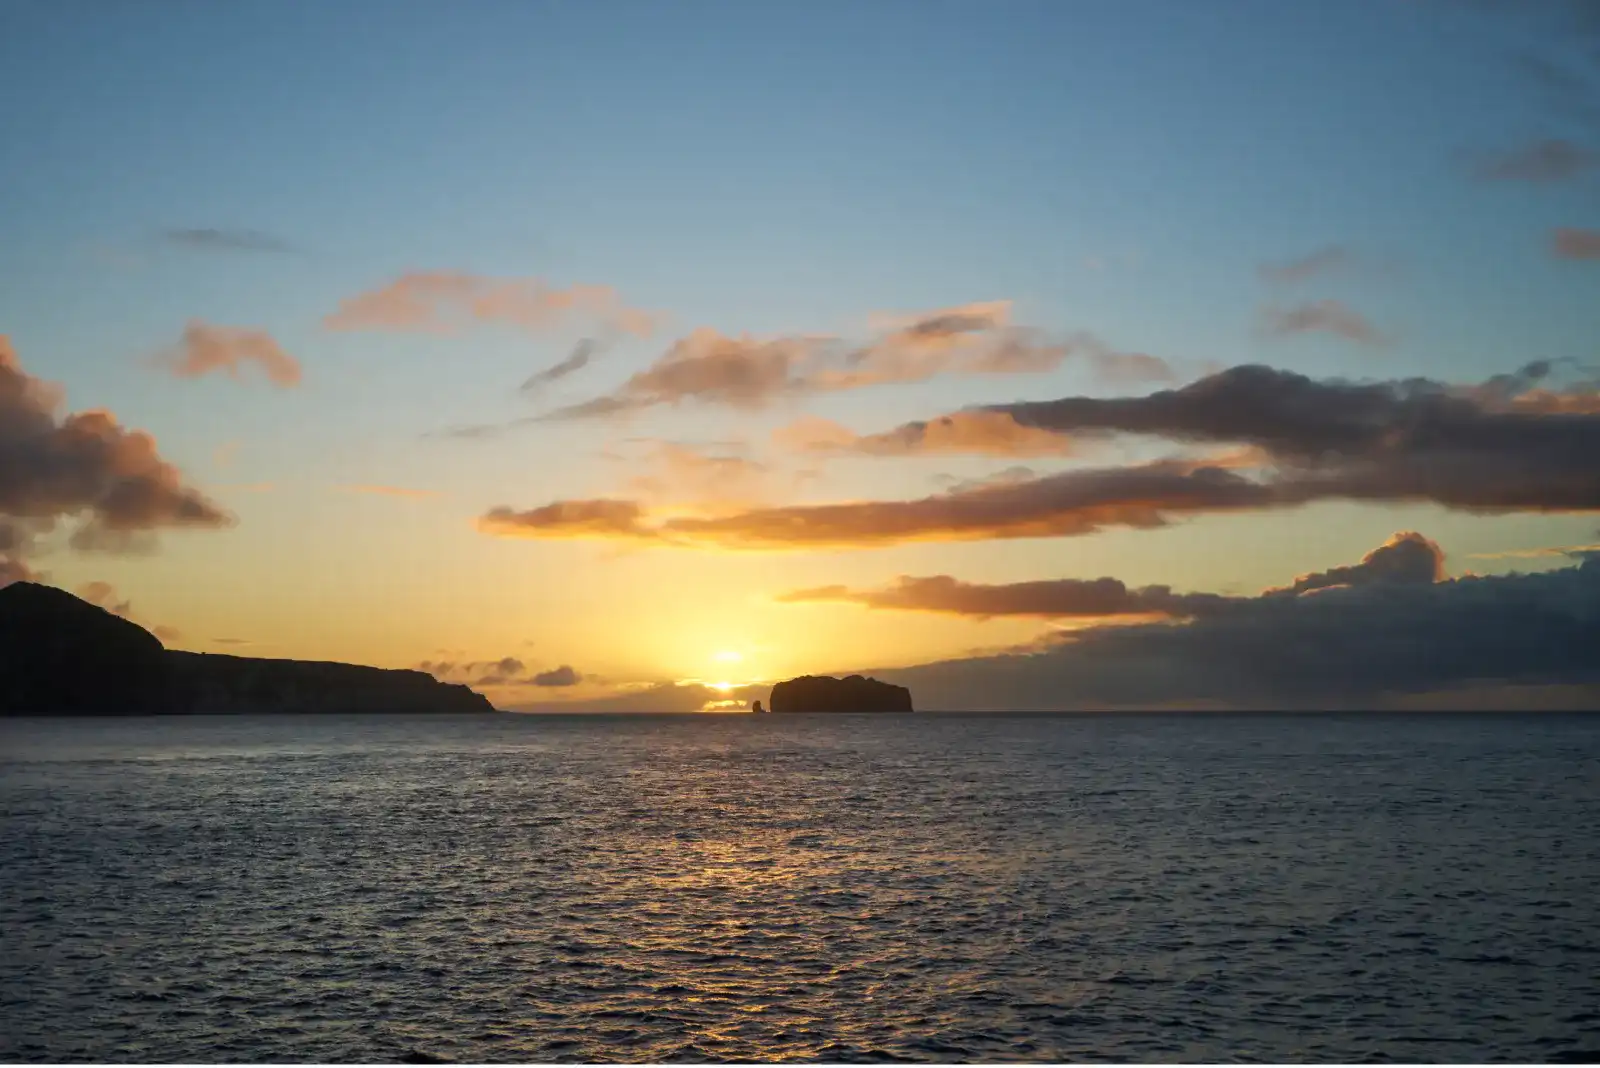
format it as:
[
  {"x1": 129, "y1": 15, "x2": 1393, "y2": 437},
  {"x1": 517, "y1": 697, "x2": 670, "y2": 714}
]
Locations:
[
  {"x1": 775, "y1": 410, "x2": 1083, "y2": 459},
  {"x1": 1, "y1": 336, "x2": 232, "y2": 553},
  {"x1": 995, "y1": 362, "x2": 1600, "y2": 512},
  {"x1": 156, "y1": 320, "x2": 302, "y2": 387},
  {"x1": 860, "y1": 538, "x2": 1600, "y2": 710},
  {"x1": 532, "y1": 665, "x2": 580, "y2": 687},
  {"x1": 778, "y1": 574, "x2": 1237, "y2": 621},
  {"x1": 481, "y1": 361, "x2": 1600, "y2": 551},
  {"x1": 337, "y1": 484, "x2": 441, "y2": 500},
  {"x1": 481, "y1": 460, "x2": 1286, "y2": 550},
  {"x1": 325, "y1": 273, "x2": 656, "y2": 337},
  {"x1": 542, "y1": 328, "x2": 822, "y2": 419},
  {"x1": 73, "y1": 579, "x2": 180, "y2": 643},
  {"x1": 417, "y1": 656, "x2": 581, "y2": 688},
  {"x1": 541, "y1": 305, "x2": 1171, "y2": 420},
  {"x1": 76, "y1": 579, "x2": 133, "y2": 616},
  {"x1": 1259, "y1": 300, "x2": 1384, "y2": 345},
  {"x1": 1264, "y1": 531, "x2": 1446, "y2": 596},
  {"x1": 1471, "y1": 545, "x2": 1600, "y2": 560},
  {"x1": 478, "y1": 499, "x2": 653, "y2": 542},
  {"x1": 1258, "y1": 246, "x2": 1353, "y2": 285},
  {"x1": 521, "y1": 339, "x2": 598, "y2": 393},
  {"x1": 162, "y1": 228, "x2": 294, "y2": 254},
  {"x1": 622, "y1": 441, "x2": 772, "y2": 510},
  {"x1": 1552, "y1": 227, "x2": 1600, "y2": 259},
  {"x1": 0, "y1": 556, "x2": 37, "y2": 588},
  {"x1": 1470, "y1": 139, "x2": 1598, "y2": 181}
]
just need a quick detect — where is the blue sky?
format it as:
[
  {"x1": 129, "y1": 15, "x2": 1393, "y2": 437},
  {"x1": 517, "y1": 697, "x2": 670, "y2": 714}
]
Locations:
[{"x1": 2, "y1": 0, "x2": 1598, "y2": 708}]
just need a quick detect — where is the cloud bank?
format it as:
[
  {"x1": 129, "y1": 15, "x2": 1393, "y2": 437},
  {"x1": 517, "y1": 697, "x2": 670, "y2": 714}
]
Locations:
[
  {"x1": 860, "y1": 536, "x2": 1600, "y2": 709},
  {"x1": 479, "y1": 362, "x2": 1600, "y2": 551}
]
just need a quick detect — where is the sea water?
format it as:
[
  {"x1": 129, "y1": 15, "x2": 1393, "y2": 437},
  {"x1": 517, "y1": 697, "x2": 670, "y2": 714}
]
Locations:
[{"x1": 2, "y1": 711, "x2": 1597, "y2": 1062}]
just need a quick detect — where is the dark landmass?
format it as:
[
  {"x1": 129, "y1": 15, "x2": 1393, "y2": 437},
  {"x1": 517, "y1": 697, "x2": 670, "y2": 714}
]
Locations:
[
  {"x1": 0, "y1": 582, "x2": 495, "y2": 715},
  {"x1": 766, "y1": 674, "x2": 914, "y2": 713}
]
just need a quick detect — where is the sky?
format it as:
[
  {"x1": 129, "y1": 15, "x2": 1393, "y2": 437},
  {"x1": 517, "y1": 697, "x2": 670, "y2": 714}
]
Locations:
[{"x1": 3, "y1": 0, "x2": 1599, "y2": 711}]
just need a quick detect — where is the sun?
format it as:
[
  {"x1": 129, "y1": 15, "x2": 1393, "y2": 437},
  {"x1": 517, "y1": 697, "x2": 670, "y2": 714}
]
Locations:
[
  {"x1": 712, "y1": 650, "x2": 743, "y2": 664},
  {"x1": 710, "y1": 680, "x2": 734, "y2": 692}
]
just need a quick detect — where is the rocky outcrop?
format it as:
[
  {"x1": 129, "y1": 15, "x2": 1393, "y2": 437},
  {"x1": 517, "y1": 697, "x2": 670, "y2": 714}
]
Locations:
[
  {"x1": 0, "y1": 581, "x2": 175, "y2": 714},
  {"x1": 167, "y1": 651, "x2": 494, "y2": 714},
  {"x1": 0, "y1": 582, "x2": 496, "y2": 716},
  {"x1": 766, "y1": 674, "x2": 913, "y2": 713}
]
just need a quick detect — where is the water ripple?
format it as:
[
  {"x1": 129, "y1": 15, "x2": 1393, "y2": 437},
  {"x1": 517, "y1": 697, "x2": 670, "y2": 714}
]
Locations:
[{"x1": 1, "y1": 712, "x2": 1598, "y2": 1062}]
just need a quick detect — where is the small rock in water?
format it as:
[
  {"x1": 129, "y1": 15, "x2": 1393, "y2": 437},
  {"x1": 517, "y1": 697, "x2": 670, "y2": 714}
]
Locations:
[{"x1": 399, "y1": 1050, "x2": 448, "y2": 1064}]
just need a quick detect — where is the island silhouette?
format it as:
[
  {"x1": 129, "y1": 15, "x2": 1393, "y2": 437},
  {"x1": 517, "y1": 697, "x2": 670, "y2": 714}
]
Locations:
[
  {"x1": 0, "y1": 582, "x2": 494, "y2": 716},
  {"x1": 764, "y1": 674, "x2": 914, "y2": 713}
]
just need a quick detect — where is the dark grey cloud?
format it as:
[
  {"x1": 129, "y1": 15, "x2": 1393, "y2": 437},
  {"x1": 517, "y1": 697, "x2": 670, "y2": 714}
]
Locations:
[
  {"x1": 418, "y1": 656, "x2": 580, "y2": 688},
  {"x1": 532, "y1": 665, "x2": 580, "y2": 687},
  {"x1": 162, "y1": 228, "x2": 295, "y2": 254},
  {"x1": 995, "y1": 362, "x2": 1600, "y2": 513},
  {"x1": 1259, "y1": 300, "x2": 1384, "y2": 345},
  {"x1": 779, "y1": 531, "x2": 1445, "y2": 621},
  {"x1": 779, "y1": 573, "x2": 1238, "y2": 620},
  {"x1": 521, "y1": 339, "x2": 599, "y2": 393},
  {"x1": 1266, "y1": 532, "x2": 1445, "y2": 596},
  {"x1": 863, "y1": 543, "x2": 1600, "y2": 710}
]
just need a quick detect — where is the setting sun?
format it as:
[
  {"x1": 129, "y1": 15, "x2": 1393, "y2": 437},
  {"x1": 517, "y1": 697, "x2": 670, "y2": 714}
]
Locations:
[{"x1": 712, "y1": 650, "x2": 744, "y2": 664}]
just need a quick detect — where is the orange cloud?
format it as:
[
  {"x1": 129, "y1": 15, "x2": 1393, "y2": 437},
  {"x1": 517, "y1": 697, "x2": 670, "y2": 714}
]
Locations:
[
  {"x1": 774, "y1": 410, "x2": 1082, "y2": 458},
  {"x1": 2, "y1": 336, "x2": 231, "y2": 550},
  {"x1": 324, "y1": 272, "x2": 657, "y2": 336},
  {"x1": 479, "y1": 461, "x2": 1285, "y2": 551},
  {"x1": 542, "y1": 304, "x2": 1171, "y2": 419},
  {"x1": 622, "y1": 441, "x2": 772, "y2": 511},
  {"x1": 158, "y1": 320, "x2": 301, "y2": 387},
  {"x1": 337, "y1": 484, "x2": 441, "y2": 500}
]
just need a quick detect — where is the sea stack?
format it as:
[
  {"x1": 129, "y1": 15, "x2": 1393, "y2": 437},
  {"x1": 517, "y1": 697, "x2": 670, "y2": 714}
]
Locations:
[{"x1": 767, "y1": 674, "x2": 913, "y2": 713}]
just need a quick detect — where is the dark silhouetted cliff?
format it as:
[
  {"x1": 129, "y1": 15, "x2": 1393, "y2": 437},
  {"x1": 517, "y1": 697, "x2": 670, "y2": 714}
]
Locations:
[
  {"x1": 767, "y1": 674, "x2": 913, "y2": 713},
  {"x1": 0, "y1": 582, "x2": 495, "y2": 716}
]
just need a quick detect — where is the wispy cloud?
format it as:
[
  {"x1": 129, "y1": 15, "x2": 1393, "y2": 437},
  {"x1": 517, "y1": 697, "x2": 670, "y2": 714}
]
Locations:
[
  {"x1": 156, "y1": 320, "x2": 301, "y2": 387},
  {"x1": 1552, "y1": 227, "x2": 1600, "y2": 259},
  {"x1": 1258, "y1": 245, "x2": 1353, "y2": 285},
  {"x1": 1259, "y1": 300, "x2": 1385, "y2": 345},
  {"x1": 521, "y1": 338, "x2": 599, "y2": 393},
  {"x1": 325, "y1": 272, "x2": 657, "y2": 337},
  {"x1": 773, "y1": 410, "x2": 1083, "y2": 459},
  {"x1": 162, "y1": 227, "x2": 295, "y2": 254},
  {"x1": 1469, "y1": 139, "x2": 1598, "y2": 181},
  {"x1": 541, "y1": 305, "x2": 1171, "y2": 421},
  {"x1": 337, "y1": 484, "x2": 442, "y2": 500}
]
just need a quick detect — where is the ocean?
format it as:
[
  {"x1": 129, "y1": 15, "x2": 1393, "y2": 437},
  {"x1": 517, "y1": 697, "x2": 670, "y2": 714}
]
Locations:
[{"x1": 2, "y1": 711, "x2": 1597, "y2": 1063}]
